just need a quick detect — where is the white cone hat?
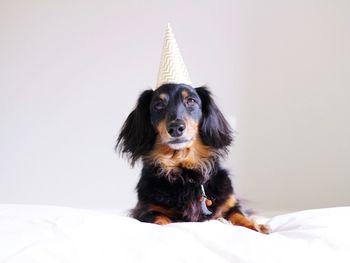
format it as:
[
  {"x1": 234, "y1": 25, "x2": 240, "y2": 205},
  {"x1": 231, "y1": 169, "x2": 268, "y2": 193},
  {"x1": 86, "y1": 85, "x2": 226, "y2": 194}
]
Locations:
[{"x1": 156, "y1": 24, "x2": 192, "y2": 89}]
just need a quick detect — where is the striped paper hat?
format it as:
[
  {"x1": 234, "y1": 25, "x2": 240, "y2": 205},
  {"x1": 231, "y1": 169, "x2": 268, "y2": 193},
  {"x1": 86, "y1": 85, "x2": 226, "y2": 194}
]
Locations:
[{"x1": 156, "y1": 24, "x2": 192, "y2": 89}]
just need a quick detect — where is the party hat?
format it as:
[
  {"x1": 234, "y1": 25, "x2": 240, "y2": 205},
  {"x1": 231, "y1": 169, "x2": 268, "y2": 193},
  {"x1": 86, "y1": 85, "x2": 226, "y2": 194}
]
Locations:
[{"x1": 156, "y1": 24, "x2": 192, "y2": 89}]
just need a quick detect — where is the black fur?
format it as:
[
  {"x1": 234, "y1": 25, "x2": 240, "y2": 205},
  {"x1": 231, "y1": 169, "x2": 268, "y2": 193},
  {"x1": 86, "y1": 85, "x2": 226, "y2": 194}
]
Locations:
[
  {"x1": 195, "y1": 87, "x2": 233, "y2": 151},
  {"x1": 116, "y1": 89, "x2": 156, "y2": 166},
  {"x1": 132, "y1": 164, "x2": 235, "y2": 222},
  {"x1": 116, "y1": 84, "x2": 253, "y2": 226},
  {"x1": 116, "y1": 85, "x2": 233, "y2": 161}
]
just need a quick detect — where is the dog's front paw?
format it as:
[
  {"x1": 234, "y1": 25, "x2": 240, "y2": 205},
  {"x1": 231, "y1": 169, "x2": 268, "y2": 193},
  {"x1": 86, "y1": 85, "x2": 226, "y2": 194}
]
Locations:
[
  {"x1": 154, "y1": 215, "x2": 172, "y2": 225},
  {"x1": 255, "y1": 224, "x2": 271, "y2": 234},
  {"x1": 243, "y1": 222, "x2": 271, "y2": 234},
  {"x1": 228, "y1": 212, "x2": 271, "y2": 234}
]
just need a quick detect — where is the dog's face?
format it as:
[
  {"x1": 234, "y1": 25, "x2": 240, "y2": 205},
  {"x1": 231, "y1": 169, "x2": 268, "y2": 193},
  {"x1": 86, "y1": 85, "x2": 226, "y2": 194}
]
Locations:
[
  {"x1": 150, "y1": 84, "x2": 202, "y2": 150},
  {"x1": 116, "y1": 84, "x2": 233, "y2": 166}
]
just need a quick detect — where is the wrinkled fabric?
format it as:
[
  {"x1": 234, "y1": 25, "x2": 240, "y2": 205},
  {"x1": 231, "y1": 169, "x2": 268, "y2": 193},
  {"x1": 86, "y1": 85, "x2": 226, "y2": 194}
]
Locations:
[{"x1": 0, "y1": 205, "x2": 349, "y2": 263}]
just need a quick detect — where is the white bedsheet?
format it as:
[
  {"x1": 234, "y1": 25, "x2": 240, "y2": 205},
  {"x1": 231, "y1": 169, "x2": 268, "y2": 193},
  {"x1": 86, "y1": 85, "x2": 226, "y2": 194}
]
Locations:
[{"x1": 0, "y1": 204, "x2": 349, "y2": 263}]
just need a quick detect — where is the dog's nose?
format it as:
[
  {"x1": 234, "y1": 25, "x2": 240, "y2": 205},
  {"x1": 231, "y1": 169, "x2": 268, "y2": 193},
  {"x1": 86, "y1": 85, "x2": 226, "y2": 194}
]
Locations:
[{"x1": 167, "y1": 120, "x2": 186, "y2": 137}]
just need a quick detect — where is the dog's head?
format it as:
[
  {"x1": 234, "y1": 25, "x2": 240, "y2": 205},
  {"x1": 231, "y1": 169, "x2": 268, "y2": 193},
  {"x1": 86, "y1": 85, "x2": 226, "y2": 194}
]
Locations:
[
  {"x1": 116, "y1": 84, "x2": 233, "y2": 169},
  {"x1": 150, "y1": 84, "x2": 203, "y2": 151}
]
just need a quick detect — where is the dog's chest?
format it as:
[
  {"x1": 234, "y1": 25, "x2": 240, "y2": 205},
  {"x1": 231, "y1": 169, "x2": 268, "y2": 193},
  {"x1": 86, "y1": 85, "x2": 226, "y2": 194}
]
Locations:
[
  {"x1": 164, "y1": 173, "x2": 214, "y2": 221},
  {"x1": 169, "y1": 182, "x2": 204, "y2": 221},
  {"x1": 140, "y1": 165, "x2": 222, "y2": 222}
]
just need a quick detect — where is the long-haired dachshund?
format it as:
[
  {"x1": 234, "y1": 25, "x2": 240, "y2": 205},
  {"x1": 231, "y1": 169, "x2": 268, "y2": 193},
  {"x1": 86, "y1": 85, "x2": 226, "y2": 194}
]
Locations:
[{"x1": 116, "y1": 83, "x2": 270, "y2": 234}]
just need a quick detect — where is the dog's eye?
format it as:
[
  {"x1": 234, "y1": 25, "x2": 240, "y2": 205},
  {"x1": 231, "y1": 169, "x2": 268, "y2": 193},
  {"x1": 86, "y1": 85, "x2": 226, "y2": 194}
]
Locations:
[
  {"x1": 185, "y1": 97, "x2": 197, "y2": 107},
  {"x1": 153, "y1": 102, "x2": 166, "y2": 111}
]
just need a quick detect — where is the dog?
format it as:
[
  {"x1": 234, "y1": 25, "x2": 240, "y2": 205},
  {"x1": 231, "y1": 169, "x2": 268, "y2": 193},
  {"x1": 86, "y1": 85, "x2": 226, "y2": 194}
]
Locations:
[{"x1": 116, "y1": 83, "x2": 270, "y2": 234}]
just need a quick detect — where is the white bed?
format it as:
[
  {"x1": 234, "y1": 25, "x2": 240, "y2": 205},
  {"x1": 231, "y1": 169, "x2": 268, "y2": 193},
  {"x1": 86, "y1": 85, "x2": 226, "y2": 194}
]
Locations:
[{"x1": 0, "y1": 204, "x2": 349, "y2": 263}]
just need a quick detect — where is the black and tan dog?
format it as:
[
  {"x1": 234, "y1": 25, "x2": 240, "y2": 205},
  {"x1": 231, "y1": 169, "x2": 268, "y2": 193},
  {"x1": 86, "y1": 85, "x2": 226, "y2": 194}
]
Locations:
[{"x1": 116, "y1": 83, "x2": 270, "y2": 234}]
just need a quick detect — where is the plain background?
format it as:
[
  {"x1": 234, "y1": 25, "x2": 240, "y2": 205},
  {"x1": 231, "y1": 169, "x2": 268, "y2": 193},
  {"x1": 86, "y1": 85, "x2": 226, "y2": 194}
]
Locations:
[{"x1": 1, "y1": 0, "x2": 349, "y2": 215}]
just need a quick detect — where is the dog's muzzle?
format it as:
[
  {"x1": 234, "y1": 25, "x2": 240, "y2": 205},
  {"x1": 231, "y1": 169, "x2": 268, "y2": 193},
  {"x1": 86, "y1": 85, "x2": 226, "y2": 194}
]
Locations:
[
  {"x1": 165, "y1": 120, "x2": 194, "y2": 150},
  {"x1": 167, "y1": 120, "x2": 186, "y2": 138}
]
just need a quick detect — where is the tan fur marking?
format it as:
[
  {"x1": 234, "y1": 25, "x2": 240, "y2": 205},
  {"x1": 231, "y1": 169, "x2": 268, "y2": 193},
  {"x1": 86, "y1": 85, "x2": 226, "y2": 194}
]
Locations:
[
  {"x1": 181, "y1": 90, "x2": 189, "y2": 98},
  {"x1": 148, "y1": 205, "x2": 177, "y2": 218},
  {"x1": 228, "y1": 212, "x2": 256, "y2": 229},
  {"x1": 228, "y1": 212, "x2": 270, "y2": 234},
  {"x1": 144, "y1": 137, "x2": 216, "y2": 178},
  {"x1": 154, "y1": 215, "x2": 172, "y2": 225},
  {"x1": 159, "y1": 93, "x2": 167, "y2": 101},
  {"x1": 213, "y1": 195, "x2": 236, "y2": 218},
  {"x1": 148, "y1": 118, "x2": 218, "y2": 178},
  {"x1": 156, "y1": 120, "x2": 171, "y2": 142}
]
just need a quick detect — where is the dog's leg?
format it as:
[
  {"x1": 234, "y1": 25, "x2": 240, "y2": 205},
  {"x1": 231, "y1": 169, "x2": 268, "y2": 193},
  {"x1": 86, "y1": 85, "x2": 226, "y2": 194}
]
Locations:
[
  {"x1": 135, "y1": 210, "x2": 172, "y2": 225},
  {"x1": 213, "y1": 195, "x2": 237, "y2": 218},
  {"x1": 214, "y1": 198, "x2": 270, "y2": 234},
  {"x1": 131, "y1": 202, "x2": 174, "y2": 225},
  {"x1": 227, "y1": 211, "x2": 270, "y2": 234},
  {"x1": 221, "y1": 201, "x2": 270, "y2": 234},
  {"x1": 148, "y1": 204, "x2": 175, "y2": 225}
]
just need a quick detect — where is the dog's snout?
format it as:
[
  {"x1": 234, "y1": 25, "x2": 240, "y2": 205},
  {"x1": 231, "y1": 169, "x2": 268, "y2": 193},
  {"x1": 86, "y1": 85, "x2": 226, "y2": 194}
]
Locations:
[{"x1": 167, "y1": 120, "x2": 186, "y2": 137}]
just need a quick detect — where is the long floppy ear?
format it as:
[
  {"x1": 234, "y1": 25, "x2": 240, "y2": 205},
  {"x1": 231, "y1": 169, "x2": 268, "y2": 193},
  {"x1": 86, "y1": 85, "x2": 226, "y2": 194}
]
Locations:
[
  {"x1": 195, "y1": 87, "x2": 233, "y2": 152},
  {"x1": 116, "y1": 89, "x2": 156, "y2": 166}
]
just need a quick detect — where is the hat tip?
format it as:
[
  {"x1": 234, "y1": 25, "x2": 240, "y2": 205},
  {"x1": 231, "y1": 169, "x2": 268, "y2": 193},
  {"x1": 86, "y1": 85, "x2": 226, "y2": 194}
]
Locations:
[{"x1": 166, "y1": 23, "x2": 173, "y2": 33}]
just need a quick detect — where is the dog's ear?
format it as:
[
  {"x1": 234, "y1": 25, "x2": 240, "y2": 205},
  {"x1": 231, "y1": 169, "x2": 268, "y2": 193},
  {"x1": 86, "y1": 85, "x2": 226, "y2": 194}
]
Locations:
[
  {"x1": 195, "y1": 87, "x2": 233, "y2": 151},
  {"x1": 116, "y1": 89, "x2": 156, "y2": 166}
]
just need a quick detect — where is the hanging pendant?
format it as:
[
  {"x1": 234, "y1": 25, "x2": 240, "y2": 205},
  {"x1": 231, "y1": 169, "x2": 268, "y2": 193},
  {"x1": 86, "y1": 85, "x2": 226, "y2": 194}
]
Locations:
[{"x1": 200, "y1": 184, "x2": 212, "y2": 216}]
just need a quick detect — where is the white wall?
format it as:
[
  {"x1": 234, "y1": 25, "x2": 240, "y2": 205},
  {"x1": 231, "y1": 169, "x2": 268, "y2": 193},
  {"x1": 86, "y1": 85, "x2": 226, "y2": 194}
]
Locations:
[
  {"x1": 0, "y1": 0, "x2": 349, "y2": 214},
  {"x1": 234, "y1": 0, "x2": 350, "y2": 213}
]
